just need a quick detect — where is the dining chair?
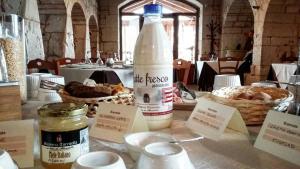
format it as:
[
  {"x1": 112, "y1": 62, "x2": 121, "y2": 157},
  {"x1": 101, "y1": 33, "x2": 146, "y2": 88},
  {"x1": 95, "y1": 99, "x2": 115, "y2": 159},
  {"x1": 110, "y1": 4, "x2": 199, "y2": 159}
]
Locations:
[
  {"x1": 89, "y1": 57, "x2": 98, "y2": 63},
  {"x1": 214, "y1": 57, "x2": 241, "y2": 90},
  {"x1": 55, "y1": 58, "x2": 81, "y2": 75},
  {"x1": 56, "y1": 57, "x2": 81, "y2": 65},
  {"x1": 281, "y1": 56, "x2": 298, "y2": 63},
  {"x1": 89, "y1": 70, "x2": 122, "y2": 85},
  {"x1": 218, "y1": 57, "x2": 239, "y2": 74},
  {"x1": 173, "y1": 59, "x2": 191, "y2": 85},
  {"x1": 27, "y1": 59, "x2": 58, "y2": 74}
]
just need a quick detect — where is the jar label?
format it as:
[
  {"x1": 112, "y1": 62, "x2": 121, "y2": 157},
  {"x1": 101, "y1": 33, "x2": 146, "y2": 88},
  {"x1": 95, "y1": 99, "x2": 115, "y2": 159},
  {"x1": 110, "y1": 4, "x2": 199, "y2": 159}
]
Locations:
[
  {"x1": 134, "y1": 65, "x2": 173, "y2": 117},
  {"x1": 41, "y1": 126, "x2": 89, "y2": 164}
]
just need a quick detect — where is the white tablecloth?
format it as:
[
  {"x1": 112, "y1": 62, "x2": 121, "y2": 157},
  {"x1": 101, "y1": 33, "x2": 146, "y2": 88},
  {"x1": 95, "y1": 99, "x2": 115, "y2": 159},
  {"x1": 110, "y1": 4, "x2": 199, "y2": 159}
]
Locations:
[
  {"x1": 271, "y1": 63, "x2": 297, "y2": 88},
  {"x1": 59, "y1": 66, "x2": 133, "y2": 88},
  {"x1": 22, "y1": 101, "x2": 299, "y2": 169},
  {"x1": 196, "y1": 61, "x2": 244, "y2": 79}
]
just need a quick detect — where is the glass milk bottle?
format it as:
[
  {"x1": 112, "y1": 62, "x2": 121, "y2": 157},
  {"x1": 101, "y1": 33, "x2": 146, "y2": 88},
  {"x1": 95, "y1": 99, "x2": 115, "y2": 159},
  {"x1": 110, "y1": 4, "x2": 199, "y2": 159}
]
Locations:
[{"x1": 133, "y1": 4, "x2": 173, "y2": 130}]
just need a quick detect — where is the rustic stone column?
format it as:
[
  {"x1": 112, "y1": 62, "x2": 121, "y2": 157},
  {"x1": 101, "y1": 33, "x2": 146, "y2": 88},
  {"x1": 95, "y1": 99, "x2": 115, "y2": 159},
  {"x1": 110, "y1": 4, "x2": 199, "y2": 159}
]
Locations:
[{"x1": 23, "y1": 0, "x2": 45, "y2": 61}]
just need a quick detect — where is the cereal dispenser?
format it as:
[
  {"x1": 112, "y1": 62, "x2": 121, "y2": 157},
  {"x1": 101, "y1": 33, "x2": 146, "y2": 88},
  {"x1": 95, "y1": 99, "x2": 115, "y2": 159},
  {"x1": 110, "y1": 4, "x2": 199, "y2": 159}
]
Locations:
[{"x1": 0, "y1": 14, "x2": 26, "y2": 102}]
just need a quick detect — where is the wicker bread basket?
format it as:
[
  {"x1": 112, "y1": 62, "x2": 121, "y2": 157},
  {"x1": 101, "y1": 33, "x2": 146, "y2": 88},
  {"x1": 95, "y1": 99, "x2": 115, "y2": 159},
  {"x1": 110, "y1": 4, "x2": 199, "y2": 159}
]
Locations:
[
  {"x1": 204, "y1": 94, "x2": 273, "y2": 125},
  {"x1": 206, "y1": 86, "x2": 293, "y2": 125},
  {"x1": 58, "y1": 89, "x2": 134, "y2": 117}
]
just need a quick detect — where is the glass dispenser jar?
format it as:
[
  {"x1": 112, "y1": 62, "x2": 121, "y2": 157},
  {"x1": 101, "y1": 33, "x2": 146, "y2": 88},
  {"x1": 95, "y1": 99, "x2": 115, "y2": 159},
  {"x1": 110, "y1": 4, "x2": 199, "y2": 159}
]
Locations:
[{"x1": 0, "y1": 14, "x2": 26, "y2": 101}]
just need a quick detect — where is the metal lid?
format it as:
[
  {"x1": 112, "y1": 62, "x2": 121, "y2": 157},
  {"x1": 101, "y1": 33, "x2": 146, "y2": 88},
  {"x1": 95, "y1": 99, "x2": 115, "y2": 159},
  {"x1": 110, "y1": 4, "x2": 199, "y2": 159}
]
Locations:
[
  {"x1": 144, "y1": 4, "x2": 162, "y2": 15},
  {"x1": 38, "y1": 102, "x2": 88, "y2": 117}
]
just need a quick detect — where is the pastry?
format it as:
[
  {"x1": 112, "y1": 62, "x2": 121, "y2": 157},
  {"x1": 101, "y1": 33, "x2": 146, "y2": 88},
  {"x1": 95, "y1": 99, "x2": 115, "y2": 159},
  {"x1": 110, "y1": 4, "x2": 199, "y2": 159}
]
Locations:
[{"x1": 64, "y1": 81, "x2": 111, "y2": 98}]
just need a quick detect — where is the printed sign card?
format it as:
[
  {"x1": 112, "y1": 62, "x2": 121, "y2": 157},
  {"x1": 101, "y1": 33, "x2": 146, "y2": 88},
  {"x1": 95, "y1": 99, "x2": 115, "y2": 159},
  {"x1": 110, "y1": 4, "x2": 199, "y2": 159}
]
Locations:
[
  {"x1": 90, "y1": 103, "x2": 149, "y2": 143},
  {"x1": 0, "y1": 119, "x2": 34, "y2": 168},
  {"x1": 254, "y1": 111, "x2": 300, "y2": 166},
  {"x1": 186, "y1": 98, "x2": 248, "y2": 140}
]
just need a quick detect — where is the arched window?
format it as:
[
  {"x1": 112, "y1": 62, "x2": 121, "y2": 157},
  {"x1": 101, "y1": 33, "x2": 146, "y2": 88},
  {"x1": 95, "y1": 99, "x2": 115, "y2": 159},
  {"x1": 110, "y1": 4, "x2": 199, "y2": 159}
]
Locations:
[{"x1": 119, "y1": 0, "x2": 200, "y2": 63}]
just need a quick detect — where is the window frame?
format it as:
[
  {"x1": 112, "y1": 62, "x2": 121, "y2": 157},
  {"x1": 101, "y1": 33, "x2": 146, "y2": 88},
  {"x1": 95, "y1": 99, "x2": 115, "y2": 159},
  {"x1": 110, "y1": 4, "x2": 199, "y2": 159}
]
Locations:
[{"x1": 119, "y1": 0, "x2": 200, "y2": 62}]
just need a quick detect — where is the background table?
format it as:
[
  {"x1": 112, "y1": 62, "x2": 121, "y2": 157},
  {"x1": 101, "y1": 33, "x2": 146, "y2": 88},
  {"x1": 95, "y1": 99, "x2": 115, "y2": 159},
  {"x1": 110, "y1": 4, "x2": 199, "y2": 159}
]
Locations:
[
  {"x1": 196, "y1": 61, "x2": 245, "y2": 91},
  {"x1": 60, "y1": 66, "x2": 133, "y2": 88},
  {"x1": 267, "y1": 63, "x2": 298, "y2": 88},
  {"x1": 22, "y1": 101, "x2": 299, "y2": 169}
]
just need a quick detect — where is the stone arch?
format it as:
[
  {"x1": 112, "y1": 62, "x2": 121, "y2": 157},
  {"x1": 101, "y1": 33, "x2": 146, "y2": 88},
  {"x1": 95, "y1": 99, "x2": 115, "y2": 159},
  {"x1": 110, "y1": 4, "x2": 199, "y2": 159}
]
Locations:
[
  {"x1": 221, "y1": 0, "x2": 254, "y2": 58},
  {"x1": 88, "y1": 15, "x2": 98, "y2": 58},
  {"x1": 38, "y1": 0, "x2": 67, "y2": 60},
  {"x1": 261, "y1": 0, "x2": 300, "y2": 70},
  {"x1": 71, "y1": 2, "x2": 86, "y2": 60}
]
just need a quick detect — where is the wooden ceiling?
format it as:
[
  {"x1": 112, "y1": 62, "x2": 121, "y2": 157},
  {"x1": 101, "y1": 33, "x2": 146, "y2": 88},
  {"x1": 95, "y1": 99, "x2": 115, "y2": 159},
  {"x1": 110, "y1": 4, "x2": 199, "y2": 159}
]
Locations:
[{"x1": 122, "y1": 0, "x2": 197, "y2": 13}]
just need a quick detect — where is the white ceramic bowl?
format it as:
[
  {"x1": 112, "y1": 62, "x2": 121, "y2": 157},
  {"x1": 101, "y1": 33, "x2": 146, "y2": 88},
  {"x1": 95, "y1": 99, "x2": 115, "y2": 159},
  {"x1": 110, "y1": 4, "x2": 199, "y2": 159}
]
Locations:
[
  {"x1": 124, "y1": 132, "x2": 175, "y2": 161},
  {"x1": 72, "y1": 151, "x2": 126, "y2": 169},
  {"x1": 136, "y1": 142, "x2": 195, "y2": 169},
  {"x1": 40, "y1": 75, "x2": 65, "y2": 85},
  {"x1": 0, "y1": 150, "x2": 18, "y2": 169},
  {"x1": 37, "y1": 89, "x2": 62, "y2": 102}
]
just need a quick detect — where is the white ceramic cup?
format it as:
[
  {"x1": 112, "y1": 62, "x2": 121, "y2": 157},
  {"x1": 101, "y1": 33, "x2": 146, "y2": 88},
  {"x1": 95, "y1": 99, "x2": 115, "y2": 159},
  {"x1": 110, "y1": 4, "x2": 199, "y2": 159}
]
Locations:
[
  {"x1": 71, "y1": 151, "x2": 126, "y2": 169},
  {"x1": 37, "y1": 90, "x2": 62, "y2": 102},
  {"x1": 0, "y1": 150, "x2": 18, "y2": 169},
  {"x1": 136, "y1": 142, "x2": 195, "y2": 169},
  {"x1": 124, "y1": 132, "x2": 175, "y2": 161}
]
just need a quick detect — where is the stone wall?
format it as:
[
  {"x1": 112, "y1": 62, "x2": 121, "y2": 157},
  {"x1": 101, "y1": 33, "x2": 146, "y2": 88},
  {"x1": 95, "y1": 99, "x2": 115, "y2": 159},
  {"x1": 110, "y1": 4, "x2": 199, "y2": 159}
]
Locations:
[
  {"x1": 222, "y1": 0, "x2": 270, "y2": 83},
  {"x1": 37, "y1": 0, "x2": 98, "y2": 60},
  {"x1": 200, "y1": 0, "x2": 222, "y2": 58},
  {"x1": 0, "y1": 0, "x2": 44, "y2": 61},
  {"x1": 261, "y1": 0, "x2": 300, "y2": 75},
  {"x1": 98, "y1": 0, "x2": 122, "y2": 53},
  {"x1": 71, "y1": 3, "x2": 86, "y2": 60},
  {"x1": 221, "y1": 0, "x2": 254, "y2": 57},
  {"x1": 89, "y1": 16, "x2": 98, "y2": 58},
  {"x1": 64, "y1": 0, "x2": 98, "y2": 59},
  {"x1": 0, "y1": 0, "x2": 99, "y2": 61},
  {"x1": 38, "y1": 0, "x2": 66, "y2": 59}
]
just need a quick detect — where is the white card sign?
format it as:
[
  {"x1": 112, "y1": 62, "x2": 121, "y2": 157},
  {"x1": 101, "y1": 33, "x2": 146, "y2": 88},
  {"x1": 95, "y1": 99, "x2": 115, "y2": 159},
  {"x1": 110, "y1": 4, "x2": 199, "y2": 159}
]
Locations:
[
  {"x1": 186, "y1": 98, "x2": 248, "y2": 140},
  {"x1": 90, "y1": 103, "x2": 149, "y2": 143},
  {"x1": 0, "y1": 119, "x2": 34, "y2": 168},
  {"x1": 254, "y1": 111, "x2": 300, "y2": 166}
]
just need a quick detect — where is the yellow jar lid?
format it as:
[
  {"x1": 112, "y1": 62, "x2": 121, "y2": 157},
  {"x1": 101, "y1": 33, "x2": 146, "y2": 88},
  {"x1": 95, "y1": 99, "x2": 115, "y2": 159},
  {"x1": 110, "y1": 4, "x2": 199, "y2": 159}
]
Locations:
[{"x1": 38, "y1": 102, "x2": 88, "y2": 117}]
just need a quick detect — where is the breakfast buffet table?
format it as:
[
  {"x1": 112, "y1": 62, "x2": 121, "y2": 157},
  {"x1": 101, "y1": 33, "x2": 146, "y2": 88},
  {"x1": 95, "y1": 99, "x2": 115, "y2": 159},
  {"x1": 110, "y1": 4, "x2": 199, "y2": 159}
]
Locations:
[{"x1": 22, "y1": 101, "x2": 299, "y2": 169}]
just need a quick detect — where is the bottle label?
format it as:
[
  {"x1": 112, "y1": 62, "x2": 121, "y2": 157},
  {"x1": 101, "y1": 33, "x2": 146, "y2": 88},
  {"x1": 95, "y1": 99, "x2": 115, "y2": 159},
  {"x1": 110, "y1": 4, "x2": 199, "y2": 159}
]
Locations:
[
  {"x1": 134, "y1": 65, "x2": 173, "y2": 117},
  {"x1": 41, "y1": 126, "x2": 89, "y2": 164}
]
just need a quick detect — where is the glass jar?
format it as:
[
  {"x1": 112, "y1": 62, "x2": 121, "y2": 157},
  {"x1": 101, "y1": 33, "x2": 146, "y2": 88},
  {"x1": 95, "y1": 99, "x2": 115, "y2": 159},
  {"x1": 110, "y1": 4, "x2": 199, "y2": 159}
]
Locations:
[
  {"x1": 0, "y1": 14, "x2": 26, "y2": 102},
  {"x1": 38, "y1": 102, "x2": 89, "y2": 169}
]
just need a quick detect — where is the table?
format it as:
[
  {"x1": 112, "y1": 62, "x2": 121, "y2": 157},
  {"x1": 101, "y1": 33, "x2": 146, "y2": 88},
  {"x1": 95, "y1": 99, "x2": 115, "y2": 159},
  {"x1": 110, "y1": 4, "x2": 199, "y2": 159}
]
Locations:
[
  {"x1": 267, "y1": 63, "x2": 298, "y2": 88},
  {"x1": 22, "y1": 101, "x2": 299, "y2": 169},
  {"x1": 196, "y1": 61, "x2": 245, "y2": 91},
  {"x1": 59, "y1": 66, "x2": 133, "y2": 88}
]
